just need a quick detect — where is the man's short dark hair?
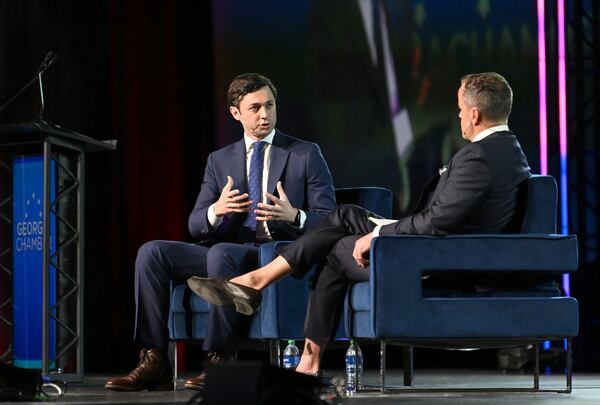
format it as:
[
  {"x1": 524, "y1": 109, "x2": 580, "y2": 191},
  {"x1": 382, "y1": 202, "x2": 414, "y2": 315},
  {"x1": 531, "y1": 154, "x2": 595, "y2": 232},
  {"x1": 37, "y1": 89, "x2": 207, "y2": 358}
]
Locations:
[
  {"x1": 227, "y1": 73, "x2": 278, "y2": 108},
  {"x1": 461, "y1": 72, "x2": 513, "y2": 123}
]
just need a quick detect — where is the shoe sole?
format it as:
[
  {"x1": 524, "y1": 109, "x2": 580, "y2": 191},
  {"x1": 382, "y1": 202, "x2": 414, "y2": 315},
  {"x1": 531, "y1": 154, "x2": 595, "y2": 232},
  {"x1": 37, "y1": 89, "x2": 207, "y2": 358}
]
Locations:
[
  {"x1": 227, "y1": 282, "x2": 261, "y2": 315},
  {"x1": 183, "y1": 382, "x2": 204, "y2": 391},
  {"x1": 104, "y1": 382, "x2": 174, "y2": 391},
  {"x1": 233, "y1": 297, "x2": 257, "y2": 315},
  {"x1": 188, "y1": 277, "x2": 262, "y2": 315},
  {"x1": 187, "y1": 277, "x2": 234, "y2": 306},
  {"x1": 104, "y1": 384, "x2": 142, "y2": 392}
]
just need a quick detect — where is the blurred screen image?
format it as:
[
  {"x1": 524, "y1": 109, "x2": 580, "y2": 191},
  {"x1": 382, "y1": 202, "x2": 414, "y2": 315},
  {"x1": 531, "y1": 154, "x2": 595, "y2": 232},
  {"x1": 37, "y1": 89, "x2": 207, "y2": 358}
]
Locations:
[{"x1": 212, "y1": 0, "x2": 538, "y2": 214}]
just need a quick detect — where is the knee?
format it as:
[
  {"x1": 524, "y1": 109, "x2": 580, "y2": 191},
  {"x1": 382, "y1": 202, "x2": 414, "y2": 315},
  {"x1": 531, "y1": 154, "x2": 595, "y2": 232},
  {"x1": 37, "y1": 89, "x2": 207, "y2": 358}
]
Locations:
[
  {"x1": 335, "y1": 204, "x2": 364, "y2": 219},
  {"x1": 206, "y1": 243, "x2": 237, "y2": 278},
  {"x1": 135, "y1": 240, "x2": 167, "y2": 276}
]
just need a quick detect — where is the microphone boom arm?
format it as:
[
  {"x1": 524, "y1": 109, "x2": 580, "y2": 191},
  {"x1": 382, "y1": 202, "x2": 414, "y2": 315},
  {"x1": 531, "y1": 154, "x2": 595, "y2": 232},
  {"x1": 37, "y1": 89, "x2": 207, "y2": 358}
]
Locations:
[{"x1": 0, "y1": 51, "x2": 58, "y2": 119}]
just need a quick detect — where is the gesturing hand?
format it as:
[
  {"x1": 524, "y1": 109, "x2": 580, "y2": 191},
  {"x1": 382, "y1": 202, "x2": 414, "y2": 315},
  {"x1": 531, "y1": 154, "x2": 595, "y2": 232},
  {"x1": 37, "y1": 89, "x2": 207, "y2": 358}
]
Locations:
[
  {"x1": 213, "y1": 176, "x2": 252, "y2": 217},
  {"x1": 353, "y1": 232, "x2": 373, "y2": 268},
  {"x1": 256, "y1": 181, "x2": 299, "y2": 223}
]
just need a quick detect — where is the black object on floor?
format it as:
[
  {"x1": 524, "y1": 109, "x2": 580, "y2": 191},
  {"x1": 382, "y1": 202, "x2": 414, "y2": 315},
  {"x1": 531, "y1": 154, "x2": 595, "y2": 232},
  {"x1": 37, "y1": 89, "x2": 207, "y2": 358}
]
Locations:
[
  {"x1": 199, "y1": 361, "x2": 324, "y2": 404},
  {"x1": 0, "y1": 363, "x2": 41, "y2": 401}
]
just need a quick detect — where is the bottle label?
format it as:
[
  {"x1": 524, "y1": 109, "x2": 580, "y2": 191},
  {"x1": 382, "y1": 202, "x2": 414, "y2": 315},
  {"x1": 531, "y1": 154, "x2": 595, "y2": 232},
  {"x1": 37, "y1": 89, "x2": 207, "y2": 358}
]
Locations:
[{"x1": 283, "y1": 355, "x2": 300, "y2": 368}]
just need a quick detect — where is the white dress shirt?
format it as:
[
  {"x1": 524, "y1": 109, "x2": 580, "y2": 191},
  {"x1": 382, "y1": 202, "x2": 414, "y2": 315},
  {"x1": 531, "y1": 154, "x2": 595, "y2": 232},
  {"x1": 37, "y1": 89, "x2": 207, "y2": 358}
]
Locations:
[{"x1": 207, "y1": 130, "x2": 306, "y2": 241}]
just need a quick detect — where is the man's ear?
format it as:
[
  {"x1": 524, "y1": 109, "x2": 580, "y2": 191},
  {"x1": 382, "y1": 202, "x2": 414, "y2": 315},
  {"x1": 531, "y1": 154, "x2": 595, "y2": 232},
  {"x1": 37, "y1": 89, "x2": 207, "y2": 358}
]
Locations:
[
  {"x1": 230, "y1": 106, "x2": 241, "y2": 121},
  {"x1": 472, "y1": 107, "x2": 482, "y2": 126}
]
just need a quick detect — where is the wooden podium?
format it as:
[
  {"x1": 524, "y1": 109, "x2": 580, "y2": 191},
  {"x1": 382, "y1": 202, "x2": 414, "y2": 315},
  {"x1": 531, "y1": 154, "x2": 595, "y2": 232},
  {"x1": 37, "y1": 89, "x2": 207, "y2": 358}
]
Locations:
[{"x1": 0, "y1": 122, "x2": 116, "y2": 382}]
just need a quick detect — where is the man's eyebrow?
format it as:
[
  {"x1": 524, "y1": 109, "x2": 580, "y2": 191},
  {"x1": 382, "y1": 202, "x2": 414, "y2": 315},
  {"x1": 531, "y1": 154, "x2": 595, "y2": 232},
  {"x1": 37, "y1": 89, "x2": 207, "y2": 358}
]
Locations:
[{"x1": 248, "y1": 100, "x2": 274, "y2": 107}]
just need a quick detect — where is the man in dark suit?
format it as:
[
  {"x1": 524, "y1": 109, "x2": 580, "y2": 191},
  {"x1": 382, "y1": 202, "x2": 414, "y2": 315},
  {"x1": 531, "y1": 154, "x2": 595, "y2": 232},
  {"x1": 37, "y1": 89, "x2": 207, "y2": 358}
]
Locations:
[
  {"x1": 188, "y1": 72, "x2": 531, "y2": 375},
  {"x1": 105, "y1": 73, "x2": 336, "y2": 391}
]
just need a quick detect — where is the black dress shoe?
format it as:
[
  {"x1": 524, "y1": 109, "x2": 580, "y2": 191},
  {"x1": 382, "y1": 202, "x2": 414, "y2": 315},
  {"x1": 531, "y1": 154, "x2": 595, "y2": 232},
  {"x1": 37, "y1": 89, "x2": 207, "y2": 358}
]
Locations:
[
  {"x1": 187, "y1": 277, "x2": 262, "y2": 315},
  {"x1": 187, "y1": 277, "x2": 234, "y2": 306}
]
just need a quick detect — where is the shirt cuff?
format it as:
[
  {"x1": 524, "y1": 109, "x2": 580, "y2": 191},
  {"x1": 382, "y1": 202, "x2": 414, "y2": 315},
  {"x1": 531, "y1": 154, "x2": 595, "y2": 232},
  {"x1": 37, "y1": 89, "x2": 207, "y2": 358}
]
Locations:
[
  {"x1": 298, "y1": 209, "x2": 307, "y2": 229},
  {"x1": 372, "y1": 225, "x2": 382, "y2": 237},
  {"x1": 208, "y1": 203, "x2": 223, "y2": 228}
]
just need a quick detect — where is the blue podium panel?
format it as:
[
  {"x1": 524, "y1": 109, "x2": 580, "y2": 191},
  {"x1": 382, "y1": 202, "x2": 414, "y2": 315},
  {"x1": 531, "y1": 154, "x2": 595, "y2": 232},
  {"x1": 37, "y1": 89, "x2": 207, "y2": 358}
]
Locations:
[{"x1": 12, "y1": 156, "x2": 56, "y2": 369}]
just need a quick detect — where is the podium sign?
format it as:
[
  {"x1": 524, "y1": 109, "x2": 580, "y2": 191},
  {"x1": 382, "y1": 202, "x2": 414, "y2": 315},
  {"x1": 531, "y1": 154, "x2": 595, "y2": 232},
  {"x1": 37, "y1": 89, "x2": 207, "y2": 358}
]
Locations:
[{"x1": 12, "y1": 156, "x2": 56, "y2": 368}]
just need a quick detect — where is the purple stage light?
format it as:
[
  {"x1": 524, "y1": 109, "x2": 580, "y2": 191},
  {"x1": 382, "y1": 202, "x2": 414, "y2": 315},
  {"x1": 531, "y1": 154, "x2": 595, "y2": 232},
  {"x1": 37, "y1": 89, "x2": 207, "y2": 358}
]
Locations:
[
  {"x1": 537, "y1": 0, "x2": 548, "y2": 176},
  {"x1": 557, "y1": 0, "x2": 570, "y2": 296}
]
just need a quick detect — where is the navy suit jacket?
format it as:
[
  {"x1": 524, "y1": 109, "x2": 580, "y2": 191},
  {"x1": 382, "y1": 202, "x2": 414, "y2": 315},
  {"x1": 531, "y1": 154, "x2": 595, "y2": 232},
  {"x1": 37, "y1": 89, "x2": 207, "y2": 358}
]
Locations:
[
  {"x1": 188, "y1": 130, "x2": 336, "y2": 243},
  {"x1": 380, "y1": 131, "x2": 531, "y2": 236}
]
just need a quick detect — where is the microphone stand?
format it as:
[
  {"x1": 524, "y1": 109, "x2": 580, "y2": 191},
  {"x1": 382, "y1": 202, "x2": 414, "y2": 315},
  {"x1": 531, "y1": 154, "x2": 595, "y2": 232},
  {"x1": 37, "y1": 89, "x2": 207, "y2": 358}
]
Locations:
[
  {"x1": 38, "y1": 68, "x2": 46, "y2": 123},
  {"x1": 0, "y1": 51, "x2": 58, "y2": 123}
]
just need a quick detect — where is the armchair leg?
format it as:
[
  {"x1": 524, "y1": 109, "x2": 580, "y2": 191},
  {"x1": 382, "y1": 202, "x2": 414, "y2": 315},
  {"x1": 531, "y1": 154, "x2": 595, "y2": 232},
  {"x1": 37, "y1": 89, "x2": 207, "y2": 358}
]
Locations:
[
  {"x1": 566, "y1": 337, "x2": 572, "y2": 393},
  {"x1": 533, "y1": 343, "x2": 540, "y2": 390},
  {"x1": 269, "y1": 339, "x2": 281, "y2": 367},
  {"x1": 379, "y1": 340, "x2": 386, "y2": 393},
  {"x1": 169, "y1": 341, "x2": 178, "y2": 389},
  {"x1": 403, "y1": 346, "x2": 414, "y2": 387}
]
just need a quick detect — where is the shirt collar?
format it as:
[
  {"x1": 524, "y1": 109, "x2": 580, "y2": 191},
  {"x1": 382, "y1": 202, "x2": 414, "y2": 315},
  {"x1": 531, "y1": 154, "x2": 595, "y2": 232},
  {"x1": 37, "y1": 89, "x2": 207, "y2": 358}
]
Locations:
[
  {"x1": 472, "y1": 124, "x2": 509, "y2": 143},
  {"x1": 244, "y1": 129, "x2": 276, "y2": 152}
]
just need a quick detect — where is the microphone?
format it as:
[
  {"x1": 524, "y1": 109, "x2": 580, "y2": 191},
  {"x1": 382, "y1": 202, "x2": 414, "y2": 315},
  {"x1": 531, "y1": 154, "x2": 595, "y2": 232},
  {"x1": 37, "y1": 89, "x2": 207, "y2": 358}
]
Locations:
[
  {"x1": 0, "y1": 51, "x2": 59, "y2": 121},
  {"x1": 38, "y1": 51, "x2": 54, "y2": 72},
  {"x1": 38, "y1": 51, "x2": 58, "y2": 73},
  {"x1": 37, "y1": 52, "x2": 59, "y2": 122}
]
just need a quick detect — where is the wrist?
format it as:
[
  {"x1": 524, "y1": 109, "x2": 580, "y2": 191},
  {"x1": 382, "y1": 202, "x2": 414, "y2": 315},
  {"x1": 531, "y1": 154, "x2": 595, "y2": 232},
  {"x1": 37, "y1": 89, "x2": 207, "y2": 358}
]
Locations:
[
  {"x1": 292, "y1": 209, "x2": 301, "y2": 226},
  {"x1": 208, "y1": 203, "x2": 224, "y2": 228},
  {"x1": 213, "y1": 202, "x2": 226, "y2": 218}
]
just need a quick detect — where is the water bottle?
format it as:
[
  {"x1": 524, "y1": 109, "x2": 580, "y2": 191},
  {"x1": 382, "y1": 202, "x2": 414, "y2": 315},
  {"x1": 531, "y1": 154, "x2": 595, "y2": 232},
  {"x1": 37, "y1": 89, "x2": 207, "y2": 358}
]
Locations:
[
  {"x1": 356, "y1": 341, "x2": 363, "y2": 390},
  {"x1": 345, "y1": 339, "x2": 363, "y2": 393},
  {"x1": 282, "y1": 339, "x2": 300, "y2": 370}
]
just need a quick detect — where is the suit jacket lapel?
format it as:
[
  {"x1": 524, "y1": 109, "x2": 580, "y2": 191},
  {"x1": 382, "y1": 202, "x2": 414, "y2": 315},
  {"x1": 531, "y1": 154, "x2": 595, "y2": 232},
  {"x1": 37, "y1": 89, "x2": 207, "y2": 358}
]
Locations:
[
  {"x1": 267, "y1": 131, "x2": 290, "y2": 195},
  {"x1": 230, "y1": 138, "x2": 248, "y2": 194},
  {"x1": 410, "y1": 173, "x2": 440, "y2": 214}
]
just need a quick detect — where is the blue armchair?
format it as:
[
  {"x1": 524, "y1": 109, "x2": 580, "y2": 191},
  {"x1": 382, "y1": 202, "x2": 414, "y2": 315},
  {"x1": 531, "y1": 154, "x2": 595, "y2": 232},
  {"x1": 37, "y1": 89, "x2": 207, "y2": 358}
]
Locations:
[
  {"x1": 168, "y1": 187, "x2": 393, "y2": 365},
  {"x1": 346, "y1": 175, "x2": 579, "y2": 392},
  {"x1": 248, "y1": 187, "x2": 393, "y2": 363}
]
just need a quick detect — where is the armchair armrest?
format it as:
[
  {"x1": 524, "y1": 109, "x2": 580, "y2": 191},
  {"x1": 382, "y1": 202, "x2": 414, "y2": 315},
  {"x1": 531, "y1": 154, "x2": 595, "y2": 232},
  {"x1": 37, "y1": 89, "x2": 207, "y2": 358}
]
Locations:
[
  {"x1": 357, "y1": 234, "x2": 579, "y2": 338},
  {"x1": 370, "y1": 234, "x2": 578, "y2": 289}
]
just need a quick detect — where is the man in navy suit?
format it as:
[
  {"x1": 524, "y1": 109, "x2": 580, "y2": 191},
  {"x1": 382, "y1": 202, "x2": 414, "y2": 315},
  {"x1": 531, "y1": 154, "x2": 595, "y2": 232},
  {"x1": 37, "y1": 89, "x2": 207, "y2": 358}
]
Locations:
[
  {"x1": 105, "y1": 73, "x2": 336, "y2": 391},
  {"x1": 188, "y1": 72, "x2": 531, "y2": 376}
]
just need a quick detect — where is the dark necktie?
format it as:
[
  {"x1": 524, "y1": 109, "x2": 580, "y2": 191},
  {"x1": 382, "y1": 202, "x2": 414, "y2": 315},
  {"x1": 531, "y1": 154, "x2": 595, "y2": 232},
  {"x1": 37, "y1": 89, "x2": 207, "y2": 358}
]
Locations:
[{"x1": 244, "y1": 141, "x2": 266, "y2": 229}]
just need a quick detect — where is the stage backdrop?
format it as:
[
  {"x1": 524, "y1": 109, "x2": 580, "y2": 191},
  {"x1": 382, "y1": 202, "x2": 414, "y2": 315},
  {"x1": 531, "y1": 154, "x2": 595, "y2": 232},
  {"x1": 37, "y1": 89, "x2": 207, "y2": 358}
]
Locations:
[
  {"x1": 0, "y1": 0, "x2": 541, "y2": 372},
  {"x1": 212, "y1": 0, "x2": 539, "y2": 214}
]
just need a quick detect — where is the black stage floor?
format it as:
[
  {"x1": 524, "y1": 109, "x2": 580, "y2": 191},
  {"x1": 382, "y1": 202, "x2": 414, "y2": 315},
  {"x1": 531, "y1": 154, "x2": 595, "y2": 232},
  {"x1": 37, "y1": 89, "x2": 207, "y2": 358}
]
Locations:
[{"x1": 6, "y1": 369, "x2": 599, "y2": 404}]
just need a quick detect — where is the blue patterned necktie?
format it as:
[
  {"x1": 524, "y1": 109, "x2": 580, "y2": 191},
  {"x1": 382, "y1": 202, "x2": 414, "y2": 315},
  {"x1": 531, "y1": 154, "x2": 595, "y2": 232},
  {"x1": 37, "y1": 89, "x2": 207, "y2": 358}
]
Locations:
[{"x1": 244, "y1": 141, "x2": 266, "y2": 229}]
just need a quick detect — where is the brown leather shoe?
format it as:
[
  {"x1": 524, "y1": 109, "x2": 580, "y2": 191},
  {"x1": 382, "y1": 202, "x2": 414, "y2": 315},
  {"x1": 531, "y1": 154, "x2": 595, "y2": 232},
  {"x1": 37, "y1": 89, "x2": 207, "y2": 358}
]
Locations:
[
  {"x1": 104, "y1": 348, "x2": 174, "y2": 391},
  {"x1": 183, "y1": 351, "x2": 236, "y2": 391},
  {"x1": 183, "y1": 372, "x2": 207, "y2": 391}
]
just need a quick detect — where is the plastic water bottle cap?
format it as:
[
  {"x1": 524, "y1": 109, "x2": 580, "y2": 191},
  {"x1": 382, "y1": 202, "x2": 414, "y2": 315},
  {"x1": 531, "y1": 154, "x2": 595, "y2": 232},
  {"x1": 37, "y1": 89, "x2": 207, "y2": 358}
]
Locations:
[{"x1": 288, "y1": 339, "x2": 295, "y2": 345}]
